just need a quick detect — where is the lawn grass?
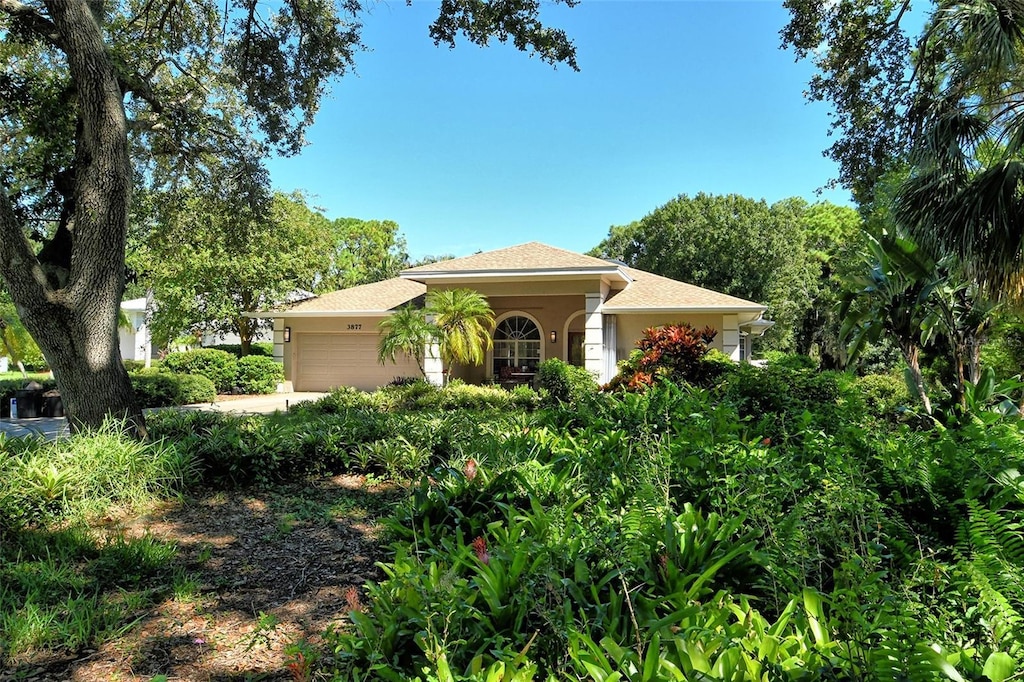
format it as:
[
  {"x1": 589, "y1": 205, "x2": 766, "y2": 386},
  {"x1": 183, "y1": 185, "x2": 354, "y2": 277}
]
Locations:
[{"x1": 0, "y1": 371, "x2": 52, "y2": 382}]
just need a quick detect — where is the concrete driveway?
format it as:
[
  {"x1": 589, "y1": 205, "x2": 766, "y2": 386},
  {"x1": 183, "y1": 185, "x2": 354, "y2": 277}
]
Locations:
[
  {"x1": 164, "y1": 392, "x2": 327, "y2": 415},
  {"x1": 0, "y1": 392, "x2": 328, "y2": 442}
]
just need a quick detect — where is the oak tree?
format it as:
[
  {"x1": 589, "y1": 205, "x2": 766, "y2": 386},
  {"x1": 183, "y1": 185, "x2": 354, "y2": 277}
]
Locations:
[{"x1": 0, "y1": 0, "x2": 579, "y2": 431}]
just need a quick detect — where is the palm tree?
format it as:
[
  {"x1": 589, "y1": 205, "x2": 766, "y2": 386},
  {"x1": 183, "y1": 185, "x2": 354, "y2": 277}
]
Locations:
[
  {"x1": 841, "y1": 229, "x2": 999, "y2": 412},
  {"x1": 893, "y1": 0, "x2": 1024, "y2": 301},
  {"x1": 426, "y1": 288, "x2": 494, "y2": 382},
  {"x1": 377, "y1": 304, "x2": 434, "y2": 377}
]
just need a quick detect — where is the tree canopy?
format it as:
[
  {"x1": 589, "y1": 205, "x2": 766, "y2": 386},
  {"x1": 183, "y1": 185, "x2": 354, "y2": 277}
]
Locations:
[
  {"x1": 135, "y1": 187, "x2": 334, "y2": 355},
  {"x1": 317, "y1": 218, "x2": 410, "y2": 293},
  {"x1": 0, "y1": 0, "x2": 580, "y2": 430},
  {"x1": 783, "y1": 0, "x2": 1024, "y2": 300},
  {"x1": 589, "y1": 193, "x2": 831, "y2": 351}
]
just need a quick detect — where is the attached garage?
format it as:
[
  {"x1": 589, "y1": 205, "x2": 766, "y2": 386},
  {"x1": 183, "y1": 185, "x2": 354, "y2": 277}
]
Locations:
[
  {"x1": 249, "y1": 278, "x2": 428, "y2": 393},
  {"x1": 294, "y1": 332, "x2": 420, "y2": 391}
]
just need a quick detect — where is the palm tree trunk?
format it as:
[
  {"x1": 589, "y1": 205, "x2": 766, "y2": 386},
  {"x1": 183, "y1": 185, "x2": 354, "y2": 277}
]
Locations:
[{"x1": 904, "y1": 345, "x2": 932, "y2": 415}]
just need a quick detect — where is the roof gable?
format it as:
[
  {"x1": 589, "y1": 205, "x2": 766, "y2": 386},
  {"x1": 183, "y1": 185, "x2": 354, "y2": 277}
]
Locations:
[
  {"x1": 284, "y1": 278, "x2": 425, "y2": 314},
  {"x1": 402, "y1": 242, "x2": 619, "y2": 276}
]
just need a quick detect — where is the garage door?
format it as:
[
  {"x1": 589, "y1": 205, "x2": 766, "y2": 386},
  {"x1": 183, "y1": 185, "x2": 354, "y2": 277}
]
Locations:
[{"x1": 295, "y1": 333, "x2": 421, "y2": 391}]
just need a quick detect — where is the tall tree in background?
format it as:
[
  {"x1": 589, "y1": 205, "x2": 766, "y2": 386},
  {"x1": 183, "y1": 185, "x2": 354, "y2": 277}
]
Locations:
[
  {"x1": 794, "y1": 202, "x2": 863, "y2": 367},
  {"x1": 0, "y1": 0, "x2": 579, "y2": 431},
  {"x1": 784, "y1": 0, "x2": 1024, "y2": 302},
  {"x1": 318, "y1": 218, "x2": 410, "y2": 293},
  {"x1": 137, "y1": 188, "x2": 333, "y2": 356},
  {"x1": 590, "y1": 193, "x2": 817, "y2": 351}
]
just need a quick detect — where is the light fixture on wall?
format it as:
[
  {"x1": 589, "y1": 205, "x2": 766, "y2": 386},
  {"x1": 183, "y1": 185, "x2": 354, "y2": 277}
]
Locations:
[
  {"x1": 284, "y1": 326, "x2": 291, "y2": 343},
  {"x1": 549, "y1": 330, "x2": 557, "y2": 343}
]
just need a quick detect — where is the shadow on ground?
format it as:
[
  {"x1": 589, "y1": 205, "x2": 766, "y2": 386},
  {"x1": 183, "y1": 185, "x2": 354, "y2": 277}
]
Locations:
[{"x1": 1, "y1": 474, "x2": 404, "y2": 681}]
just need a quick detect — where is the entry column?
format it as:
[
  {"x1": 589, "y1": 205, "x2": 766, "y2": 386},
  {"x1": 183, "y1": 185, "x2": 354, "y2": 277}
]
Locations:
[{"x1": 584, "y1": 293, "x2": 604, "y2": 382}]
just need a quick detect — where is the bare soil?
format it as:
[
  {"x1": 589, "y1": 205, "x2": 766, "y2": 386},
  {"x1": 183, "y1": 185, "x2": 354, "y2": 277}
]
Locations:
[{"x1": 1, "y1": 475, "x2": 401, "y2": 682}]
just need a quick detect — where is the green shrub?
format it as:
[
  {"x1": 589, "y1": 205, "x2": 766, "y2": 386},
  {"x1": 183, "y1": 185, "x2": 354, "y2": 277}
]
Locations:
[
  {"x1": 536, "y1": 358, "x2": 597, "y2": 405},
  {"x1": 855, "y1": 372, "x2": 912, "y2": 419},
  {"x1": 203, "y1": 342, "x2": 274, "y2": 358},
  {"x1": 718, "y1": 364, "x2": 854, "y2": 438},
  {"x1": 695, "y1": 347, "x2": 737, "y2": 386},
  {"x1": 761, "y1": 350, "x2": 818, "y2": 370},
  {"x1": 130, "y1": 368, "x2": 216, "y2": 407},
  {"x1": 233, "y1": 355, "x2": 283, "y2": 394},
  {"x1": 509, "y1": 384, "x2": 540, "y2": 410},
  {"x1": 163, "y1": 348, "x2": 237, "y2": 393},
  {"x1": 415, "y1": 381, "x2": 511, "y2": 410},
  {"x1": 302, "y1": 386, "x2": 381, "y2": 414}
]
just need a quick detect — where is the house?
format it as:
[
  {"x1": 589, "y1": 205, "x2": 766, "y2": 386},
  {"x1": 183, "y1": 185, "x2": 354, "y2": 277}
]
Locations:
[
  {"x1": 119, "y1": 297, "x2": 153, "y2": 363},
  {"x1": 253, "y1": 242, "x2": 774, "y2": 392}
]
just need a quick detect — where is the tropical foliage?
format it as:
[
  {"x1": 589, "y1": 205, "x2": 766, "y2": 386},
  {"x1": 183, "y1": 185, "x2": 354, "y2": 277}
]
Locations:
[
  {"x1": 784, "y1": 0, "x2": 1024, "y2": 301},
  {"x1": 427, "y1": 289, "x2": 495, "y2": 377},
  {"x1": 378, "y1": 305, "x2": 435, "y2": 377},
  {"x1": 4, "y1": 361, "x2": 1024, "y2": 679},
  {"x1": 379, "y1": 290, "x2": 495, "y2": 382}
]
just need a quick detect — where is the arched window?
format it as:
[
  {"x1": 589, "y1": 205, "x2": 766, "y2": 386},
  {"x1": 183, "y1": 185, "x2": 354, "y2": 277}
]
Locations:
[{"x1": 493, "y1": 316, "x2": 541, "y2": 375}]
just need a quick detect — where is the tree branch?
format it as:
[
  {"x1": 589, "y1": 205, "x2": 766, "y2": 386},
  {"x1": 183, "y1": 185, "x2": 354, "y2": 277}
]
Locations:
[
  {"x1": 0, "y1": 0, "x2": 63, "y2": 48},
  {"x1": 0, "y1": 185, "x2": 52, "y2": 306}
]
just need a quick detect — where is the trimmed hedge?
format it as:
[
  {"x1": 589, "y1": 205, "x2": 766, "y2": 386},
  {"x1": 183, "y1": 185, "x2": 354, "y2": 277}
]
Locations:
[
  {"x1": 163, "y1": 349, "x2": 238, "y2": 393},
  {"x1": 204, "y1": 342, "x2": 274, "y2": 358},
  {"x1": 130, "y1": 369, "x2": 217, "y2": 407},
  {"x1": 234, "y1": 355, "x2": 284, "y2": 395}
]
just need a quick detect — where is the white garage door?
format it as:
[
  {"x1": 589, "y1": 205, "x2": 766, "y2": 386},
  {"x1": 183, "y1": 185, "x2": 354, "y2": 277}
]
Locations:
[{"x1": 295, "y1": 333, "x2": 421, "y2": 391}]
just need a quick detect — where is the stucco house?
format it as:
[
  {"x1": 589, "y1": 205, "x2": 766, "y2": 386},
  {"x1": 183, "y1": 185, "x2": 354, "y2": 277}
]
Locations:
[{"x1": 254, "y1": 242, "x2": 773, "y2": 392}]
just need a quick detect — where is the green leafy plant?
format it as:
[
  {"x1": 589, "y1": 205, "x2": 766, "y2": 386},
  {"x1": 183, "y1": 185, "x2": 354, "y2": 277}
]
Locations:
[
  {"x1": 536, "y1": 358, "x2": 597, "y2": 406},
  {"x1": 233, "y1": 355, "x2": 284, "y2": 394},
  {"x1": 163, "y1": 348, "x2": 238, "y2": 393}
]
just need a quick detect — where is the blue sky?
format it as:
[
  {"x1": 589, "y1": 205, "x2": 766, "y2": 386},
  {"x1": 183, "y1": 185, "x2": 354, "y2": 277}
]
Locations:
[{"x1": 265, "y1": 1, "x2": 849, "y2": 261}]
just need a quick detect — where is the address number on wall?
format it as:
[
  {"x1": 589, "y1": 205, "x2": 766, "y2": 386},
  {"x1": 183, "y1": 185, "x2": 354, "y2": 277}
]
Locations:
[{"x1": 347, "y1": 324, "x2": 362, "y2": 330}]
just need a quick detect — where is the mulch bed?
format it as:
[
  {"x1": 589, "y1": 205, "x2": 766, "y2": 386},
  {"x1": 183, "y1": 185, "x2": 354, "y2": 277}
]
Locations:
[{"x1": 1, "y1": 475, "x2": 401, "y2": 681}]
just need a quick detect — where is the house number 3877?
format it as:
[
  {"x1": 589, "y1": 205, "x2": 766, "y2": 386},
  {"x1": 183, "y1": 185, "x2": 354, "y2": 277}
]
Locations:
[{"x1": 347, "y1": 324, "x2": 362, "y2": 330}]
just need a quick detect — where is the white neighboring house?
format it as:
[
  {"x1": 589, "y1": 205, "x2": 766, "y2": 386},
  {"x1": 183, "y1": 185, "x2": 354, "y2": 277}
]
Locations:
[
  {"x1": 199, "y1": 329, "x2": 273, "y2": 347},
  {"x1": 200, "y1": 289, "x2": 314, "y2": 348},
  {"x1": 119, "y1": 297, "x2": 153, "y2": 364}
]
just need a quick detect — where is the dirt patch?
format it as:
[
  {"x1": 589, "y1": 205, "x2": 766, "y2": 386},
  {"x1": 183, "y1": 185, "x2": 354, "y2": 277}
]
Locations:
[{"x1": 2, "y1": 475, "x2": 402, "y2": 681}]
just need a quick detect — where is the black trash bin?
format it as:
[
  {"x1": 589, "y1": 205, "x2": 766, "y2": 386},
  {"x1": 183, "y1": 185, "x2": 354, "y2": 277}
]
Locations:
[
  {"x1": 13, "y1": 389, "x2": 42, "y2": 418},
  {"x1": 42, "y1": 390, "x2": 63, "y2": 418}
]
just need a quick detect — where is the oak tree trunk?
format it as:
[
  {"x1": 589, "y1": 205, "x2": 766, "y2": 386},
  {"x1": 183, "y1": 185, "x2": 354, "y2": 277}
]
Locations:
[{"x1": 0, "y1": 0, "x2": 143, "y2": 434}]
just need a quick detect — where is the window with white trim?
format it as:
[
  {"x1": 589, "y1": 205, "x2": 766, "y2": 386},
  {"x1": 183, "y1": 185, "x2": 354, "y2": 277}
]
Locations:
[{"x1": 492, "y1": 316, "x2": 541, "y2": 375}]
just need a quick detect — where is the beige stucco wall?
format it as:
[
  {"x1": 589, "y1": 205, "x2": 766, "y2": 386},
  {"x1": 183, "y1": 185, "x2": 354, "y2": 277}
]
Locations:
[
  {"x1": 425, "y1": 278, "x2": 604, "y2": 298},
  {"x1": 614, "y1": 313, "x2": 733, "y2": 360},
  {"x1": 279, "y1": 315, "x2": 389, "y2": 385}
]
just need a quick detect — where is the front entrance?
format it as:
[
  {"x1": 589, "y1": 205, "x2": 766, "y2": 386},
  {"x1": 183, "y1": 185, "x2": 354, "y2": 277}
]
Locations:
[{"x1": 568, "y1": 331, "x2": 585, "y2": 367}]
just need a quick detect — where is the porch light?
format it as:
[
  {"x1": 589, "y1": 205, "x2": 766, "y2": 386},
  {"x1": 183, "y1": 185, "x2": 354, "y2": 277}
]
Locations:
[
  {"x1": 549, "y1": 330, "x2": 557, "y2": 343},
  {"x1": 284, "y1": 326, "x2": 291, "y2": 343}
]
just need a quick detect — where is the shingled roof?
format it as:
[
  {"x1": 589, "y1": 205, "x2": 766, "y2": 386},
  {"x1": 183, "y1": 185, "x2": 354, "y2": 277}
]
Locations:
[
  {"x1": 280, "y1": 278, "x2": 425, "y2": 315},
  {"x1": 402, "y1": 242, "x2": 621, "y2": 276},
  {"x1": 602, "y1": 267, "x2": 765, "y2": 312},
  {"x1": 259, "y1": 243, "x2": 766, "y2": 317}
]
